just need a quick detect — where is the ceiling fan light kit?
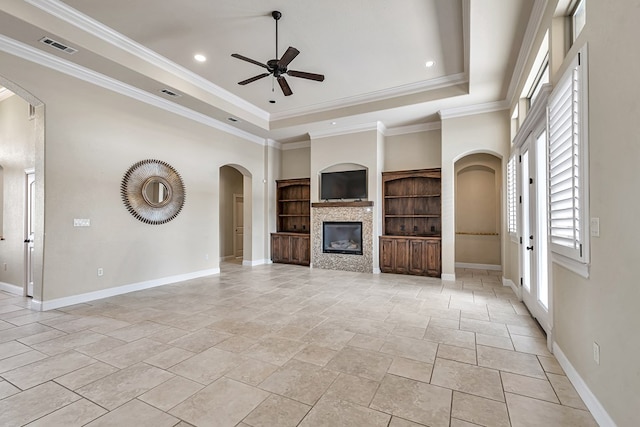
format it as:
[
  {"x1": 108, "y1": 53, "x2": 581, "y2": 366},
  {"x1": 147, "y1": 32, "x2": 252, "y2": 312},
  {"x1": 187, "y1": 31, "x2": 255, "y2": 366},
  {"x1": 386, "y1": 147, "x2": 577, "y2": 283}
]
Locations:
[{"x1": 231, "y1": 10, "x2": 324, "y2": 97}]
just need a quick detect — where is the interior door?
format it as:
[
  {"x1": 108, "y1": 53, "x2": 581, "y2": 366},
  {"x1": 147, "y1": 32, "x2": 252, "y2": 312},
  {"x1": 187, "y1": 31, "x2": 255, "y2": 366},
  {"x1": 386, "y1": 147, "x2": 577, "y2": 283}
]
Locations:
[
  {"x1": 233, "y1": 194, "x2": 244, "y2": 259},
  {"x1": 25, "y1": 171, "x2": 35, "y2": 297},
  {"x1": 520, "y1": 127, "x2": 551, "y2": 335}
]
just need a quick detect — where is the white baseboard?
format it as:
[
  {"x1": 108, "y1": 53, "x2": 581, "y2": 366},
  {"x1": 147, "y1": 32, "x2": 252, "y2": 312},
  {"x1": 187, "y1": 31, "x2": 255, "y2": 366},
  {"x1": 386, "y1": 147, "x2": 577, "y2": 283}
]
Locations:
[
  {"x1": 455, "y1": 262, "x2": 502, "y2": 271},
  {"x1": 553, "y1": 343, "x2": 617, "y2": 427},
  {"x1": 0, "y1": 281, "x2": 23, "y2": 295},
  {"x1": 502, "y1": 277, "x2": 522, "y2": 300},
  {"x1": 33, "y1": 268, "x2": 220, "y2": 311},
  {"x1": 220, "y1": 255, "x2": 235, "y2": 261},
  {"x1": 441, "y1": 273, "x2": 456, "y2": 281},
  {"x1": 242, "y1": 259, "x2": 268, "y2": 267},
  {"x1": 373, "y1": 268, "x2": 381, "y2": 274}
]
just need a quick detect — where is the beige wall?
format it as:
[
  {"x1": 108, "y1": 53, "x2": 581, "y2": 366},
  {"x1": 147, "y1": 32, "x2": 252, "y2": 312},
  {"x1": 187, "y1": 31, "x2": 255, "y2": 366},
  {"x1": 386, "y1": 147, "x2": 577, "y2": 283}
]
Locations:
[
  {"x1": 441, "y1": 111, "x2": 511, "y2": 277},
  {"x1": 281, "y1": 145, "x2": 310, "y2": 179},
  {"x1": 384, "y1": 129, "x2": 442, "y2": 171},
  {"x1": 455, "y1": 153, "x2": 502, "y2": 266},
  {"x1": 219, "y1": 166, "x2": 243, "y2": 259},
  {"x1": 545, "y1": 1, "x2": 639, "y2": 425},
  {"x1": 0, "y1": 94, "x2": 36, "y2": 289},
  {"x1": 0, "y1": 51, "x2": 271, "y2": 303}
]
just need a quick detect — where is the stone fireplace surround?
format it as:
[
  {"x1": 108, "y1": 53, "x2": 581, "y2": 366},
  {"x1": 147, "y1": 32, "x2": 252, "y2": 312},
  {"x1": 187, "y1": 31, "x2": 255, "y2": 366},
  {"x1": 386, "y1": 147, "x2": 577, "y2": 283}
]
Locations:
[{"x1": 311, "y1": 201, "x2": 374, "y2": 273}]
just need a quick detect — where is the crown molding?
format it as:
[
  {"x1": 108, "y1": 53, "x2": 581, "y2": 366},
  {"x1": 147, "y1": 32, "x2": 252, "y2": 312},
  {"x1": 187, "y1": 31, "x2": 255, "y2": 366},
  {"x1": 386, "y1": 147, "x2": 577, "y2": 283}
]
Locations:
[
  {"x1": 0, "y1": 34, "x2": 266, "y2": 146},
  {"x1": 0, "y1": 87, "x2": 14, "y2": 102},
  {"x1": 439, "y1": 100, "x2": 509, "y2": 120},
  {"x1": 384, "y1": 122, "x2": 441, "y2": 137},
  {"x1": 271, "y1": 73, "x2": 467, "y2": 122},
  {"x1": 506, "y1": 0, "x2": 549, "y2": 104},
  {"x1": 280, "y1": 140, "x2": 311, "y2": 151},
  {"x1": 266, "y1": 139, "x2": 282, "y2": 149},
  {"x1": 309, "y1": 121, "x2": 385, "y2": 140},
  {"x1": 25, "y1": 0, "x2": 270, "y2": 123}
]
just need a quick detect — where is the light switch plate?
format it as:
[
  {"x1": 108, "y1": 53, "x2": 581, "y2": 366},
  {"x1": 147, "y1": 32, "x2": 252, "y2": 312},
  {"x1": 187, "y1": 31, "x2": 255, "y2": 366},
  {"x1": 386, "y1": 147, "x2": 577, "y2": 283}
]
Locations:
[{"x1": 590, "y1": 217, "x2": 600, "y2": 237}]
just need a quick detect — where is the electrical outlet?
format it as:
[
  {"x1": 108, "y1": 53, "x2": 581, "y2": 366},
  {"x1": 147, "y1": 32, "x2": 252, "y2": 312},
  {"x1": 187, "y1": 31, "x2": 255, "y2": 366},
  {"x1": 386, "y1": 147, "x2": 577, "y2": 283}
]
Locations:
[
  {"x1": 593, "y1": 342, "x2": 600, "y2": 365},
  {"x1": 97, "y1": 268, "x2": 104, "y2": 277},
  {"x1": 205, "y1": 254, "x2": 209, "y2": 260}
]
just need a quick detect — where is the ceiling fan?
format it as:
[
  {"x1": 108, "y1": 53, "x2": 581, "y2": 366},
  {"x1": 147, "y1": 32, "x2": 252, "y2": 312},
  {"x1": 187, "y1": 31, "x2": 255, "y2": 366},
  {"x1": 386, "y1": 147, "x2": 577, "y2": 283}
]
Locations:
[{"x1": 231, "y1": 11, "x2": 325, "y2": 96}]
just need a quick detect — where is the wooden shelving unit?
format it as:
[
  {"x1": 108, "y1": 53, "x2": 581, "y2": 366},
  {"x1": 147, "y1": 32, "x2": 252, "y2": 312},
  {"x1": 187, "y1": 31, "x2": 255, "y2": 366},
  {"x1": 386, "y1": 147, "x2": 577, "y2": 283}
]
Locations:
[
  {"x1": 271, "y1": 178, "x2": 310, "y2": 266},
  {"x1": 380, "y1": 168, "x2": 441, "y2": 277}
]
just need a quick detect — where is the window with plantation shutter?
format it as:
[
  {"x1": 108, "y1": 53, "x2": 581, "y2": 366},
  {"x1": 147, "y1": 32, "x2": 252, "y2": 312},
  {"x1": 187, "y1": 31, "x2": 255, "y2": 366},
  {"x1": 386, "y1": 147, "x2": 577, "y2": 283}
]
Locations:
[
  {"x1": 547, "y1": 49, "x2": 588, "y2": 263},
  {"x1": 507, "y1": 156, "x2": 517, "y2": 236}
]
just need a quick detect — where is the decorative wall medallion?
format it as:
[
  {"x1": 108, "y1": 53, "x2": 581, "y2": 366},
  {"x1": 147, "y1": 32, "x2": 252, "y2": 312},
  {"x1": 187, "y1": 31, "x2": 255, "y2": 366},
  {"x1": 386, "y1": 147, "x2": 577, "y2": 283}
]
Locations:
[{"x1": 121, "y1": 159, "x2": 185, "y2": 224}]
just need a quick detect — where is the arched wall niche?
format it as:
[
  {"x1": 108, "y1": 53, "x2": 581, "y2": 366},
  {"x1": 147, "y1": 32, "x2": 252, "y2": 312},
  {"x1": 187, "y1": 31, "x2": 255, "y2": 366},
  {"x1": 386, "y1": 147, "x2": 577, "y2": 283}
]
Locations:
[{"x1": 454, "y1": 152, "x2": 502, "y2": 268}]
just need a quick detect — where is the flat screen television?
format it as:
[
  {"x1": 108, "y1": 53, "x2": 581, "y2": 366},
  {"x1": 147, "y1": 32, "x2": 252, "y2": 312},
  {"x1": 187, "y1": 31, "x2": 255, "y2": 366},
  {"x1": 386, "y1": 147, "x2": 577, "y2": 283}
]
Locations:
[{"x1": 320, "y1": 169, "x2": 367, "y2": 200}]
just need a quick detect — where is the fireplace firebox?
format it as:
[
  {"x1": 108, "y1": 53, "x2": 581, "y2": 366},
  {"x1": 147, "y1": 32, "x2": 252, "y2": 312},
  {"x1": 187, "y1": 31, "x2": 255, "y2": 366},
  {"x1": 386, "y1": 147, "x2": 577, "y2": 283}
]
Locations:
[{"x1": 322, "y1": 221, "x2": 363, "y2": 255}]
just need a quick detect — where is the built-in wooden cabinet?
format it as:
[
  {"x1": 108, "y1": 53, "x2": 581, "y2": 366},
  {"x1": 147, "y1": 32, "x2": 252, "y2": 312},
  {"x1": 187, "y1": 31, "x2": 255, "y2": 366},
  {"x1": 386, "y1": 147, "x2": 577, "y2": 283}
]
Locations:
[
  {"x1": 271, "y1": 178, "x2": 310, "y2": 266},
  {"x1": 271, "y1": 232, "x2": 310, "y2": 266},
  {"x1": 380, "y1": 169, "x2": 441, "y2": 277}
]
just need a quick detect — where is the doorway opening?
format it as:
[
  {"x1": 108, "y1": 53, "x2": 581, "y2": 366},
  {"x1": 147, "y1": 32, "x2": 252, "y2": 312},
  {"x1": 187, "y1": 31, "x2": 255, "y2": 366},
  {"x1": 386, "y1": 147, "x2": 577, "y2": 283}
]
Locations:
[
  {"x1": 219, "y1": 165, "x2": 251, "y2": 268},
  {"x1": 0, "y1": 80, "x2": 44, "y2": 300}
]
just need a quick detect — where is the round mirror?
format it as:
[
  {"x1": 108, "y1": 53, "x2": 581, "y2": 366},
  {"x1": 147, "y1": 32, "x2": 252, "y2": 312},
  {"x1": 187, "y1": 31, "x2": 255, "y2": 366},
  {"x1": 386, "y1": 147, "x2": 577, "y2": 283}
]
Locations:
[
  {"x1": 121, "y1": 159, "x2": 185, "y2": 225},
  {"x1": 142, "y1": 176, "x2": 172, "y2": 207}
]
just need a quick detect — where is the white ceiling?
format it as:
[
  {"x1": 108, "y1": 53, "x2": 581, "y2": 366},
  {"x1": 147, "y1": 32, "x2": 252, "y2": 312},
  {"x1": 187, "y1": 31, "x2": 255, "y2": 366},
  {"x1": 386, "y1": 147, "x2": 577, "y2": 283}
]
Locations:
[{"x1": 0, "y1": 0, "x2": 538, "y2": 144}]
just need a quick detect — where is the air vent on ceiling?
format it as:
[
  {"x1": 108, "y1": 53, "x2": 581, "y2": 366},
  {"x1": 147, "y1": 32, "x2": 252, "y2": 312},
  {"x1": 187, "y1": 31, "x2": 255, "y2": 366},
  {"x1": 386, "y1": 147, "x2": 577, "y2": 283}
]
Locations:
[
  {"x1": 39, "y1": 37, "x2": 78, "y2": 54},
  {"x1": 160, "y1": 89, "x2": 181, "y2": 97}
]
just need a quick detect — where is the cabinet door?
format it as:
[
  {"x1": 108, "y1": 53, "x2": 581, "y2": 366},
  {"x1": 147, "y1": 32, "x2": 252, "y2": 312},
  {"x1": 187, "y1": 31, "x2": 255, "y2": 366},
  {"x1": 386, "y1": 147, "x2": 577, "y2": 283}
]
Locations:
[
  {"x1": 291, "y1": 235, "x2": 310, "y2": 266},
  {"x1": 379, "y1": 238, "x2": 396, "y2": 272},
  {"x1": 394, "y1": 239, "x2": 410, "y2": 274},
  {"x1": 408, "y1": 239, "x2": 426, "y2": 275},
  {"x1": 425, "y1": 240, "x2": 441, "y2": 277},
  {"x1": 271, "y1": 234, "x2": 291, "y2": 263}
]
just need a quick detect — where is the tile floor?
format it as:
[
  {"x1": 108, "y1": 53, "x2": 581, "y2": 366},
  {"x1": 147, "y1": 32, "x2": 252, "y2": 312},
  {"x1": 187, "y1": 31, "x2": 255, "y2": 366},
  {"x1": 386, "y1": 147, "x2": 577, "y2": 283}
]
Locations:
[{"x1": 0, "y1": 262, "x2": 598, "y2": 426}]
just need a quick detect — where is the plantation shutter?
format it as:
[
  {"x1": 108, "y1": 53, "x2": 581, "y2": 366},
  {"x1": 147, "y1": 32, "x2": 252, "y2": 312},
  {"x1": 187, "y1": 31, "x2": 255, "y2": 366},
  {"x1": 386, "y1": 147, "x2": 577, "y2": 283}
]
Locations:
[
  {"x1": 547, "y1": 56, "x2": 583, "y2": 260},
  {"x1": 507, "y1": 156, "x2": 517, "y2": 235}
]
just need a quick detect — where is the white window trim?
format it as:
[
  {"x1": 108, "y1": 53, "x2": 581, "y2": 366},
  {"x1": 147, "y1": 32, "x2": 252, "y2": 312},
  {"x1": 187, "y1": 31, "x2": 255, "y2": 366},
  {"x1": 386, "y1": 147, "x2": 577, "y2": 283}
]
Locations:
[{"x1": 547, "y1": 45, "x2": 590, "y2": 266}]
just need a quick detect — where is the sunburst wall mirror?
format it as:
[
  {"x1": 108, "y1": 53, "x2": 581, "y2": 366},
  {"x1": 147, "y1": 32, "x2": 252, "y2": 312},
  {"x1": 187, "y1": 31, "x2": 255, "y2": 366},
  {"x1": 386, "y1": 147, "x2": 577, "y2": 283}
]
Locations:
[{"x1": 121, "y1": 159, "x2": 186, "y2": 225}]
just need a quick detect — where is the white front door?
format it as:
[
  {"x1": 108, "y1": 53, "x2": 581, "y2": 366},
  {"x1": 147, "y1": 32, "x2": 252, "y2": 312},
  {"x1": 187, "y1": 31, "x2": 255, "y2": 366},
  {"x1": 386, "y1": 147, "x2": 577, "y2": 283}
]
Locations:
[
  {"x1": 233, "y1": 194, "x2": 244, "y2": 259},
  {"x1": 25, "y1": 171, "x2": 35, "y2": 297},
  {"x1": 520, "y1": 126, "x2": 551, "y2": 336}
]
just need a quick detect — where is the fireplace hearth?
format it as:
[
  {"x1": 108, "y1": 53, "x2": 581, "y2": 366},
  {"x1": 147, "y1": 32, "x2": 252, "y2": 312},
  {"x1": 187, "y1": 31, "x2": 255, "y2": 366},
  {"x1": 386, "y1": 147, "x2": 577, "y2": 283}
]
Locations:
[{"x1": 322, "y1": 221, "x2": 363, "y2": 255}]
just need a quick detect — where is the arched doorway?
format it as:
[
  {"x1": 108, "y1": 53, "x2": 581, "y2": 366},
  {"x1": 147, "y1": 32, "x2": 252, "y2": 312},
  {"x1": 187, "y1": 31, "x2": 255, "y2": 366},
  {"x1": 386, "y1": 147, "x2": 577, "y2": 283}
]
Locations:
[
  {"x1": 454, "y1": 153, "x2": 502, "y2": 270},
  {"x1": 219, "y1": 165, "x2": 251, "y2": 267}
]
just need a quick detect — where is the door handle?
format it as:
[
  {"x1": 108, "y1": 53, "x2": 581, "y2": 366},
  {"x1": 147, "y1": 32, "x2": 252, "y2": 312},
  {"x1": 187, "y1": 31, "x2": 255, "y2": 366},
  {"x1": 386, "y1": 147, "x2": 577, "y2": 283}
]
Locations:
[{"x1": 526, "y1": 246, "x2": 534, "y2": 251}]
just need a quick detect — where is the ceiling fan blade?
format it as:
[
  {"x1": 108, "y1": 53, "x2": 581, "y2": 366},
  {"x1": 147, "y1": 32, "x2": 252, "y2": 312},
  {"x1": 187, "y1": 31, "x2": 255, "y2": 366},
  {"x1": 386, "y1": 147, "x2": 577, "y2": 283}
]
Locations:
[
  {"x1": 238, "y1": 73, "x2": 271, "y2": 85},
  {"x1": 277, "y1": 76, "x2": 293, "y2": 96},
  {"x1": 231, "y1": 53, "x2": 269, "y2": 70},
  {"x1": 278, "y1": 47, "x2": 300, "y2": 68},
  {"x1": 287, "y1": 70, "x2": 325, "y2": 82}
]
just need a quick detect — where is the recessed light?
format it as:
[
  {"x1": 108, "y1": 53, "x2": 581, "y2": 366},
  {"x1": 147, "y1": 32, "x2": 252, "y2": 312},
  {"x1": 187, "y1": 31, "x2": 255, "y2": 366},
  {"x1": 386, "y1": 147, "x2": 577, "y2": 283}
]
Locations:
[
  {"x1": 331, "y1": 121, "x2": 337, "y2": 125},
  {"x1": 194, "y1": 54, "x2": 207, "y2": 62},
  {"x1": 425, "y1": 60, "x2": 436, "y2": 68}
]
